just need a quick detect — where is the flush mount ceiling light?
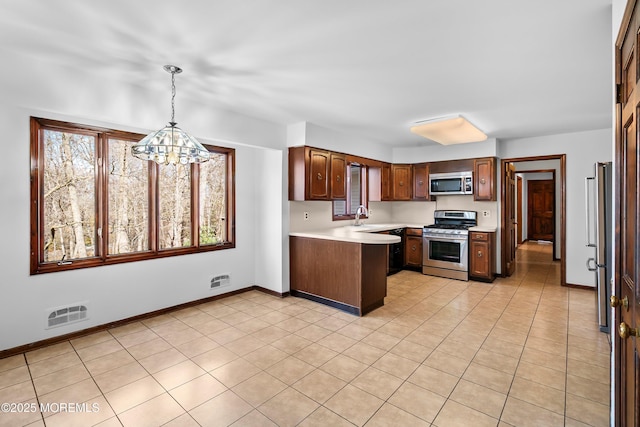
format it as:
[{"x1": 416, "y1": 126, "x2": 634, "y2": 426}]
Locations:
[
  {"x1": 410, "y1": 115, "x2": 487, "y2": 145},
  {"x1": 132, "y1": 65, "x2": 210, "y2": 165}
]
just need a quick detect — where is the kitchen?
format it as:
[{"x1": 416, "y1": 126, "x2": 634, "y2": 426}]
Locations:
[{"x1": 288, "y1": 144, "x2": 500, "y2": 315}]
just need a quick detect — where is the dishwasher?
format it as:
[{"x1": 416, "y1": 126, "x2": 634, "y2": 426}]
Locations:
[{"x1": 387, "y1": 228, "x2": 404, "y2": 275}]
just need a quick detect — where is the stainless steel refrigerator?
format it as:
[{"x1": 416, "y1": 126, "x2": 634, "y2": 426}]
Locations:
[{"x1": 585, "y1": 162, "x2": 612, "y2": 333}]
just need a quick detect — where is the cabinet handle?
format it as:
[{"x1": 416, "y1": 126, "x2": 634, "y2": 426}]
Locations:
[
  {"x1": 399, "y1": 181, "x2": 404, "y2": 186},
  {"x1": 411, "y1": 245, "x2": 416, "y2": 251},
  {"x1": 336, "y1": 175, "x2": 341, "y2": 182},
  {"x1": 317, "y1": 173, "x2": 323, "y2": 180},
  {"x1": 418, "y1": 181, "x2": 423, "y2": 186},
  {"x1": 480, "y1": 178, "x2": 486, "y2": 184},
  {"x1": 477, "y1": 251, "x2": 483, "y2": 257}
]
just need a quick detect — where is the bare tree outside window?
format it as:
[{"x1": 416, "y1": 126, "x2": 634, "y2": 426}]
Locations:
[
  {"x1": 43, "y1": 130, "x2": 96, "y2": 262},
  {"x1": 159, "y1": 163, "x2": 192, "y2": 249},
  {"x1": 199, "y1": 152, "x2": 227, "y2": 245},
  {"x1": 107, "y1": 139, "x2": 149, "y2": 255}
]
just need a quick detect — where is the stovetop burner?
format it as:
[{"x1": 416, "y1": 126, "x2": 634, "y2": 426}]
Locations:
[
  {"x1": 424, "y1": 223, "x2": 471, "y2": 230},
  {"x1": 424, "y1": 210, "x2": 478, "y2": 234}
]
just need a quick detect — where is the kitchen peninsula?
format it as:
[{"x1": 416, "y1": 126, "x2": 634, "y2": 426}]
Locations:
[{"x1": 289, "y1": 225, "x2": 401, "y2": 316}]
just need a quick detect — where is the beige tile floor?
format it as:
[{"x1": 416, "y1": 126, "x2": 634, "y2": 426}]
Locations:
[{"x1": 0, "y1": 241, "x2": 611, "y2": 426}]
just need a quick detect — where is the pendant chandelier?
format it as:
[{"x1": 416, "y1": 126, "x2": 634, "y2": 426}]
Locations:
[{"x1": 132, "y1": 65, "x2": 210, "y2": 165}]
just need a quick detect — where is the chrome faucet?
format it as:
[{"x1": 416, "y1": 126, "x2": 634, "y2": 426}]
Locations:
[{"x1": 354, "y1": 205, "x2": 368, "y2": 226}]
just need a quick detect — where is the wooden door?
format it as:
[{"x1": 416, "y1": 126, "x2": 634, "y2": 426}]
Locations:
[
  {"x1": 392, "y1": 164, "x2": 412, "y2": 200},
  {"x1": 381, "y1": 163, "x2": 392, "y2": 201},
  {"x1": 474, "y1": 158, "x2": 495, "y2": 201},
  {"x1": 413, "y1": 163, "x2": 429, "y2": 200},
  {"x1": 517, "y1": 176, "x2": 523, "y2": 244},
  {"x1": 503, "y1": 162, "x2": 516, "y2": 277},
  {"x1": 615, "y1": 3, "x2": 640, "y2": 425},
  {"x1": 308, "y1": 149, "x2": 330, "y2": 199},
  {"x1": 330, "y1": 153, "x2": 346, "y2": 199},
  {"x1": 527, "y1": 179, "x2": 554, "y2": 241}
]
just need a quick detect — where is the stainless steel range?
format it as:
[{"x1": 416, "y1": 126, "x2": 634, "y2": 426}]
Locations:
[{"x1": 422, "y1": 210, "x2": 477, "y2": 281}]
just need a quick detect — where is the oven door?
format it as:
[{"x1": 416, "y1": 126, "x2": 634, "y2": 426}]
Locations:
[{"x1": 423, "y1": 234, "x2": 468, "y2": 272}]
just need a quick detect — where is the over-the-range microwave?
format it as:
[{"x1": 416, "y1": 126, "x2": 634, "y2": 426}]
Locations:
[{"x1": 429, "y1": 171, "x2": 473, "y2": 195}]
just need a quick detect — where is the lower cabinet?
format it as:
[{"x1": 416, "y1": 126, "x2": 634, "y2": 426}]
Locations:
[
  {"x1": 469, "y1": 231, "x2": 495, "y2": 282},
  {"x1": 404, "y1": 228, "x2": 423, "y2": 269}
]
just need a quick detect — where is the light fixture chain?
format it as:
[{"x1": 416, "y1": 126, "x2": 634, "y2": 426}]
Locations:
[{"x1": 170, "y1": 70, "x2": 176, "y2": 124}]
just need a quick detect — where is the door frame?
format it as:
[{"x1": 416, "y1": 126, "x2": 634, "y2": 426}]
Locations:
[
  {"x1": 516, "y1": 175, "x2": 523, "y2": 244},
  {"x1": 500, "y1": 155, "x2": 566, "y2": 286}
]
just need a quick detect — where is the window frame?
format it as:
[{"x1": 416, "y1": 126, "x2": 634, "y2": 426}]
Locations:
[
  {"x1": 30, "y1": 117, "x2": 235, "y2": 275},
  {"x1": 332, "y1": 163, "x2": 369, "y2": 221}
]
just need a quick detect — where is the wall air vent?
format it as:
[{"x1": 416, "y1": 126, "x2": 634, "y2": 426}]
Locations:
[
  {"x1": 211, "y1": 274, "x2": 230, "y2": 289},
  {"x1": 46, "y1": 302, "x2": 88, "y2": 329}
]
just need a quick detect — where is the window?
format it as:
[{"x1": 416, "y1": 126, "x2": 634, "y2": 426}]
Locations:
[
  {"x1": 30, "y1": 117, "x2": 235, "y2": 274},
  {"x1": 333, "y1": 163, "x2": 368, "y2": 220}
]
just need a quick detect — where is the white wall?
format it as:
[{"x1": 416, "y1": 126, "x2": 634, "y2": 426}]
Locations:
[
  {"x1": 392, "y1": 138, "x2": 498, "y2": 163},
  {"x1": 288, "y1": 122, "x2": 393, "y2": 162},
  {"x1": 499, "y1": 128, "x2": 612, "y2": 287},
  {"x1": 0, "y1": 51, "x2": 286, "y2": 351}
]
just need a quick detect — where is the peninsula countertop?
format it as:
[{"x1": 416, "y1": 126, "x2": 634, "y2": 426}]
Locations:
[{"x1": 289, "y1": 223, "x2": 424, "y2": 244}]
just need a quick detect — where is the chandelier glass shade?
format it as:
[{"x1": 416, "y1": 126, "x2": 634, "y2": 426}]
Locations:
[{"x1": 132, "y1": 65, "x2": 210, "y2": 165}]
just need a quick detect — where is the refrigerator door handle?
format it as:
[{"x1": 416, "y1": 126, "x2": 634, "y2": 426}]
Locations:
[
  {"x1": 587, "y1": 257, "x2": 605, "y2": 271},
  {"x1": 585, "y1": 176, "x2": 596, "y2": 247}
]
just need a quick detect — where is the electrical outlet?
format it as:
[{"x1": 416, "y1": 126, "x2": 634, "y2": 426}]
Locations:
[
  {"x1": 303, "y1": 211, "x2": 310, "y2": 221},
  {"x1": 368, "y1": 209, "x2": 373, "y2": 217},
  {"x1": 483, "y1": 210, "x2": 490, "y2": 217}
]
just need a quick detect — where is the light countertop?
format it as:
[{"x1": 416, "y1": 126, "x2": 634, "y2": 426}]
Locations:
[
  {"x1": 468, "y1": 226, "x2": 497, "y2": 232},
  {"x1": 290, "y1": 223, "x2": 424, "y2": 244}
]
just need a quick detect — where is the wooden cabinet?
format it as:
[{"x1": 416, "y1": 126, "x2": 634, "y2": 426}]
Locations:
[
  {"x1": 412, "y1": 163, "x2": 429, "y2": 200},
  {"x1": 404, "y1": 228, "x2": 423, "y2": 269},
  {"x1": 290, "y1": 236, "x2": 387, "y2": 316},
  {"x1": 288, "y1": 147, "x2": 346, "y2": 201},
  {"x1": 469, "y1": 231, "x2": 495, "y2": 282},
  {"x1": 308, "y1": 148, "x2": 330, "y2": 199},
  {"x1": 474, "y1": 157, "x2": 496, "y2": 201},
  {"x1": 330, "y1": 153, "x2": 347, "y2": 199},
  {"x1": 381, "y1": 163, "x2": 392, "y2": 201},
  {"x1": 392, "y1": 164, "x2": 412, "y2": 200}
]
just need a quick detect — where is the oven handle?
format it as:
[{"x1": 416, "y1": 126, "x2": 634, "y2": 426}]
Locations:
[{"x1": 423, "y1": 233, "x2": 468, "y2": 241}]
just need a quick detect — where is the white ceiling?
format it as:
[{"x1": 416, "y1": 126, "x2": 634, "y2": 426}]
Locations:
[{"x1": 0, "y1": 0, "x2": 613, "y2": 147}]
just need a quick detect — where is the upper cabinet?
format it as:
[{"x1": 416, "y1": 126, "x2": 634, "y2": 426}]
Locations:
[
  {"x1": 412, "y1": 163, "x2": 429, "y2": 200},
  {"x1": 474, "y1": 157, "x2": 496, "y2": 201},
  {"x1": 289, "y1": 146, "x2": 496, "y2": 203},
  {"x1": 289, "y1": 146, "x2": 343, "y2": 201},
  {"x1": 391, "y1": 164, "x2": 412, "y2": 200},
  {"x1": 330, "y1": 153, "x2": 347, "y2": 199},
  {"x1": 380, "y1": 163, "x2": 392, "y2": 201}
]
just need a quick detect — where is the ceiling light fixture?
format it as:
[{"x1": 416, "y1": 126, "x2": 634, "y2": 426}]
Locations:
[
  {"x1": 132, "y1": 65, "x2": 210, "y2": 165},
  {"x1": 410, "y1": 115, "x2": 487, "y2": 145}
]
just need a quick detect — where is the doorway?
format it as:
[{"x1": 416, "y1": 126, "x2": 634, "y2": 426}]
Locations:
[
  {"x1": 500, "y1": 155, "x2": 566, "y2": 286},
  {"x1": 527, "y1": 179, "x2": 555, "y2": 242}
]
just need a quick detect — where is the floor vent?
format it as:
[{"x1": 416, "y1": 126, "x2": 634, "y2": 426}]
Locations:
[
  {"x1": 46, "y1": 303, "x2": 88, "y2": 329},
  {"x1": 211, "y1": 274, "x2": 230, "y2": 289}
]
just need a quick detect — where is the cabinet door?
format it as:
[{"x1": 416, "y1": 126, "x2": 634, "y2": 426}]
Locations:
[
  {"x1": 470, "y1": 240, "x2": 490, "y2": 278},
  {"x1": 330, "y1": 153, "x2": 347, "y2": 199},
  {"x1": 392, "y1": 164, "x2": 412, "y2": 200},
  {"x1": 474, "y1": 158, "x2": 495, "y2": 201},
  {"x1": 308, "y1": 149, "x2": 330, "y2": 199},
  {"x1": 405, "y1": 235, "x2": 423, "y2": 267},
  {"x1": 413, "y1": 163, "x2": 429, "y2": 200},
  {"x1": 381, "y1": 163, "x2": 392, "y2": 201}
]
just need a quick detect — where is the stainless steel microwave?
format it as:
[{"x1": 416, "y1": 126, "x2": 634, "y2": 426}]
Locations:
[{"x1": 429, "y1": 171, "x2": 473, "y2": 195}]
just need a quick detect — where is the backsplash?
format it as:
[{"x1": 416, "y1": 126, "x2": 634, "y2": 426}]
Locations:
[
  {"x1": 434, "y1": 195, "x2": 498, "y2": 227},
  {"x1": 289, "y1": 196, "x2": 497, "y2": 232}
]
